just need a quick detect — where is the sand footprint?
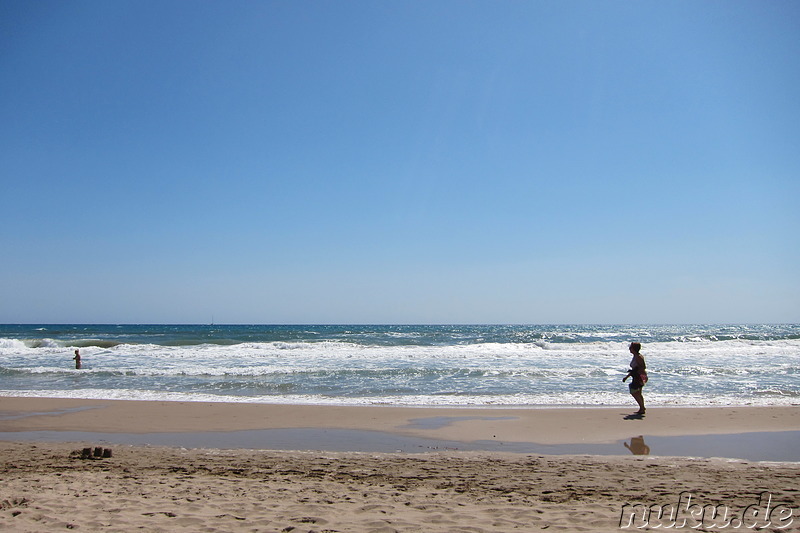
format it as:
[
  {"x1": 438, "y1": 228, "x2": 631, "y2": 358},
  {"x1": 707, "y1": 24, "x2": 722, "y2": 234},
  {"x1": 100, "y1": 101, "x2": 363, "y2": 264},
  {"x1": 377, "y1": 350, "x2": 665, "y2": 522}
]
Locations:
[{"x1": 289, "y1": 515, "x2": 328, "y2": 525}]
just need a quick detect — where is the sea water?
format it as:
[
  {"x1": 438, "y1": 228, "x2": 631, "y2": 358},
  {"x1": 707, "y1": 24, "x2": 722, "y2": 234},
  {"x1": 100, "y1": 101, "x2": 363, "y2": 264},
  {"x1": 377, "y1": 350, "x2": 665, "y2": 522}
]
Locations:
[{"x1": 1, "y1": 324, "x2": 798, "y2": 407}]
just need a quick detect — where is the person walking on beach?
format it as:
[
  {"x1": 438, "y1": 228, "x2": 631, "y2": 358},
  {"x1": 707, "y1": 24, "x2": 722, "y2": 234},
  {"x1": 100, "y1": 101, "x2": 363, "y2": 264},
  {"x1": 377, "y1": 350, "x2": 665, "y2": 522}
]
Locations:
[
  {"x1": 623, "y1": 342, "x2": 647, "y2": 414},
  {"x1": 73, "y1": 349, "x2": 81, "y2": 369}
]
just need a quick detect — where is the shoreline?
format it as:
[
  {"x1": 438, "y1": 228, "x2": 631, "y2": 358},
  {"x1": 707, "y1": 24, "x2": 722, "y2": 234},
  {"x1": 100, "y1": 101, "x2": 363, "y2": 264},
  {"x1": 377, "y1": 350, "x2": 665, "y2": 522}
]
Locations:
[
  {"x1": 2, "y1": 396, "x2": 799, "y2": 460},
  {"x1": 3, "y1": 397, "x2": 800, "y2": 439}
]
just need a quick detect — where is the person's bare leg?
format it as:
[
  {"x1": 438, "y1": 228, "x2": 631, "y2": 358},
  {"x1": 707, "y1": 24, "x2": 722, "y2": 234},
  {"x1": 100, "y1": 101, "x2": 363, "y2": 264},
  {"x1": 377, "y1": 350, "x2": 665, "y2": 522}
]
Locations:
[{"x1": 631, "y1": 390, "x2": 645, "y2": 414}]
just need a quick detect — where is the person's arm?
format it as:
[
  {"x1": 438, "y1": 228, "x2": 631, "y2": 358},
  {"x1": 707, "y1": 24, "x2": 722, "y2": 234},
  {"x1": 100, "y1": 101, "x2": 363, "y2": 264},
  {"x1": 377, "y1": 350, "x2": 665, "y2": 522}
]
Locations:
[{"x1": 623, "y1": 357, "x2": 641, "y2": 382}]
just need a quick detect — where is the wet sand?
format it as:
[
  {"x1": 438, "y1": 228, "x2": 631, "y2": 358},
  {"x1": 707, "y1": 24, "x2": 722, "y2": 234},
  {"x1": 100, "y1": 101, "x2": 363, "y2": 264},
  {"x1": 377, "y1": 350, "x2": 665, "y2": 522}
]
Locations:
[{"x1": 2, "y1": 397, "x2": 799, "y2": 445}]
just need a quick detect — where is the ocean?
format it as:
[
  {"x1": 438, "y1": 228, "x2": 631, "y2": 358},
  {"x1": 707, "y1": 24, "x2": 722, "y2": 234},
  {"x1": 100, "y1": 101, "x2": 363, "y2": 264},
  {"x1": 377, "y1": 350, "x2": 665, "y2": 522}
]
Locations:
[{"x1": 1, "y1": 324, "x2": 798, "y2": 407}]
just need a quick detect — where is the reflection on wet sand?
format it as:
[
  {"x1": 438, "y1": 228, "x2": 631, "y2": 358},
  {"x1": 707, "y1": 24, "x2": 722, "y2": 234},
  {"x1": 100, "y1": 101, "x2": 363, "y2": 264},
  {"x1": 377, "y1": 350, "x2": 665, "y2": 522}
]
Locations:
[{"x1": 624, "y1": 435, "x2": 650, "y2": 455}]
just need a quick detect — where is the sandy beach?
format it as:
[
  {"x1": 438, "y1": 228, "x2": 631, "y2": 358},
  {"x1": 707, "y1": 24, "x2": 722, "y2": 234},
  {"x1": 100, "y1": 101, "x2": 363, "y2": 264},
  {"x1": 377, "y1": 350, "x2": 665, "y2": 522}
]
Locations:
[{"x1": 2, "y1": 397, "x2": 800, "y2": 531}]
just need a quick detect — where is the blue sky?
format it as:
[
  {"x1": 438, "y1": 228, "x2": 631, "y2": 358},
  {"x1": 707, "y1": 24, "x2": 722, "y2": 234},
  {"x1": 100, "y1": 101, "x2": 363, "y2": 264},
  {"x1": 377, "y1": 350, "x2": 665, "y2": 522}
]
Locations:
[{"x1": 1, "y1": 0, "x2": 798, "y2": 324}]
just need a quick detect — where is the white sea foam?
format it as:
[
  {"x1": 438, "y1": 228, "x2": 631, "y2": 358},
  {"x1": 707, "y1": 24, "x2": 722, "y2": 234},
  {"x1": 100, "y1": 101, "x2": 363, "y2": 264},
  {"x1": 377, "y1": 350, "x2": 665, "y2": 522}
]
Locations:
[
  {"x1": 0, "y1": 388, "x2": 796, "y2": 407},
  {"x1": 0, "y1": 338, "x2": 30, "y2": 351}
]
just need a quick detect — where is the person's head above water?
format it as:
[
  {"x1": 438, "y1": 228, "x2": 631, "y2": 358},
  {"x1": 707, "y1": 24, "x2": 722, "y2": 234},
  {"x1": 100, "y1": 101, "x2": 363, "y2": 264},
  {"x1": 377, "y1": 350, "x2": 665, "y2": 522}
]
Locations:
[{"x1": 629, "y1": 342, "x2": 641, "y2": 354}]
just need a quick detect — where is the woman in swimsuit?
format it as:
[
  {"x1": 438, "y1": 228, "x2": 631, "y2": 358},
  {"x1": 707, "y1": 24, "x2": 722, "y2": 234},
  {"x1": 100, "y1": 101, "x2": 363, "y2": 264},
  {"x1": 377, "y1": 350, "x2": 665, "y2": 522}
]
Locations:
[{"x1": 623, "y1": 342, "x2": 647, "y2": 414}]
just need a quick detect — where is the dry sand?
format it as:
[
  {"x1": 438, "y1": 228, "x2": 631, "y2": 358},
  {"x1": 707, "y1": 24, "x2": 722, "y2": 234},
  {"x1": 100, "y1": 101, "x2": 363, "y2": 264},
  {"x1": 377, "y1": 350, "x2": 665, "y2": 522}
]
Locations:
[
  {"x1": 2, "y1": 397, "x2": 800, "y2": 532},
  {"x1": 3, "y1": 442, "x2": 800, "y2": 532}
]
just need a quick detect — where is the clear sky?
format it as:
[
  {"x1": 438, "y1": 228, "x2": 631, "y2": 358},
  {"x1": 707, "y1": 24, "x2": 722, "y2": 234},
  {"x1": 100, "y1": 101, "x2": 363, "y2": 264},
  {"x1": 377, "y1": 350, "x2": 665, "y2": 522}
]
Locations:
[{"x1": 1, "y1": 0, "x2": 798, "y2": 324}]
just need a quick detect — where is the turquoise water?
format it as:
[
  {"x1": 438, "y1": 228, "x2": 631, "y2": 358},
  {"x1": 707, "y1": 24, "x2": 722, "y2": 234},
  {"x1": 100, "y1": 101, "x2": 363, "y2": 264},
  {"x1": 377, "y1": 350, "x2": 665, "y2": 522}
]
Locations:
[{"x1": 1, "y1": 324, "x2": 798, "y2": 406}]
